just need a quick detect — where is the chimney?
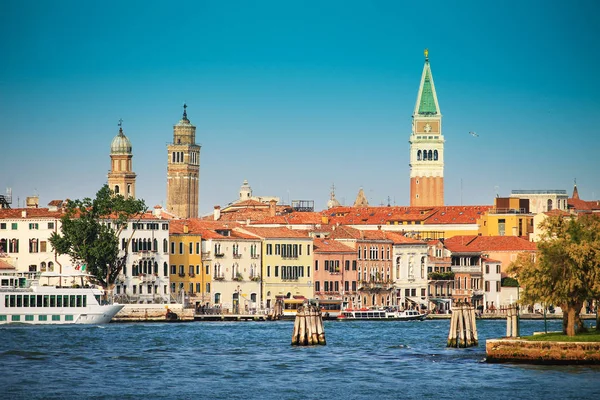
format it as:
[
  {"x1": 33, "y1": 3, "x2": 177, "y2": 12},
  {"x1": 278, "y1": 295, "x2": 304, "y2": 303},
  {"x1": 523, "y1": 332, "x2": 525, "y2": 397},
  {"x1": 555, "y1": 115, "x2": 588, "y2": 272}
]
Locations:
[
  {"x1": 153, "y1": 205, "x2": 163, "y2": 218},
  {"x1": 26, "y1": 196, "x2": 39, "y2": 208},
  {"x1": 22, "y1": 210, "x2": 27, "y2": 218},
  {"x1": 214, "y1": 205, "x2": 221, "y2": 221},
  {"x1": 183, "y1": 224, "x2": 189, "y2": 234},
  {"x1": 269, "y1": 199, "x2": 276, "y2": 217}
]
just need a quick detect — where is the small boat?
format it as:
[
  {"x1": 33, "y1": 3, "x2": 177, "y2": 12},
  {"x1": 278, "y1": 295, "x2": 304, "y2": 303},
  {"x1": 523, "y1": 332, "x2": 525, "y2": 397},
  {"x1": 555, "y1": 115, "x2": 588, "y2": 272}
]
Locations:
[
  {"x1": 337, "y1": 308, "x2": 427, "y2": 321},
  {"x1": 1, "y1": 272, "x2": 124, "y2": 325}
]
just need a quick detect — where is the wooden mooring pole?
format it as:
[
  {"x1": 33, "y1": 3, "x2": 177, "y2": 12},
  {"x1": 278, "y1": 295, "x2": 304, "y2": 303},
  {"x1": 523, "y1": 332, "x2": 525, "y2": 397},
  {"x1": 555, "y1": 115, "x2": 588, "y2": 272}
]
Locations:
[
  {"x1": 447, "y1": 302, "x2": 478, "y2": 348},
  {"x1": 291, "y1": 304, "x2": 326, "y2": 346},
  {"x1": 506, "y1": 303, "x2": 519, "y2": 338}
]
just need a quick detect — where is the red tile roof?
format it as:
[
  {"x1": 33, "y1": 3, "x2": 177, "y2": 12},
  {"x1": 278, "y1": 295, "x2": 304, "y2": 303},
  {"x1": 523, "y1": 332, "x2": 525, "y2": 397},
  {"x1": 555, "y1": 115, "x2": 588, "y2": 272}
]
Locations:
[
  {"x1": 0, "y1": 208, "x2": 64, "y2": 219},
  {"x1": 444, "y1": 235, "x2": 537, "y2": 252},
  {"x1": 237, "y1": 226, "x2": 310, "y2": 239},
  {"x1": 0, "y1": 259, "x2": 16, "y2": 270},
  {"x1": 313, "y1": 238, "x2": 355, "y2": 253}
]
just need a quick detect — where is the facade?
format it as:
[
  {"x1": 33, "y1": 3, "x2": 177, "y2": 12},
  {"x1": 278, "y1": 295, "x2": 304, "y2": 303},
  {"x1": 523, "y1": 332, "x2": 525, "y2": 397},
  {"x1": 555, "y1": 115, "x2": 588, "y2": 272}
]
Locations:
[
  {"x1": 386, "y1": 231, "x2": 429, "y2": 310},
  {"x1": 113, "y1": 211, "x2": 171, "y2": 303},
  {"x1": 107, "y1": 121, "x2": 136, "y2": 198},
  {"x1": 328, "y1": 226, "x2": 394, "y2": 308},
  {"x1": 0, "y1": 204, "x2": 70, "y2": 278},
  {"x1": 482, "y1": 257, "x2": 502, "y2": 312},
  {"x1": 510, "y1": 190, "x2": 568, "y2": 214},
  {"x1": 478, "y1": 197, "x2": 534, "y2": 238},
  {"x1": 409, "y1": 49, "x2": 444, "y2": 207},
  {"x1": 200, "y1": 223, "x2": 261, "y2": 313},
  {"x1": 168, "y1": 220, "x2": 209, "y2": 306},
  {"x1": 312, "y1": 238, "x2": 357, "y2": 306},
  {"x1": 237, "y1": 226, "x2": 313, "y2": 309},
  {"x1": 166, "y1": 104, "x2": 201, "y2": 219},
  {"x1": 426, "y1": 239, "x2": 453, "y2": 313}
]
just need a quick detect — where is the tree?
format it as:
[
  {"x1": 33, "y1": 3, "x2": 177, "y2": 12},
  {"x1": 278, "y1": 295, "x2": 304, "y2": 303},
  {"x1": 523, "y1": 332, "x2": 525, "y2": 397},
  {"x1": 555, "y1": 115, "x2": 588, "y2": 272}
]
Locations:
[
  {"x1": 508, "y1": 214, "x2": 600, "y2": 336},
  {"x1": 50, "y1": 185, "x2": 147, "y2": 300}
]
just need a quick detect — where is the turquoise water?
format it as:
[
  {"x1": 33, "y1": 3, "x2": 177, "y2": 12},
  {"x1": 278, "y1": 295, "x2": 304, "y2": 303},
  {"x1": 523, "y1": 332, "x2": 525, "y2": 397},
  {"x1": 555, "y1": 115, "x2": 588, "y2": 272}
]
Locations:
[{"x1": 1, "y1": 319, "x2": 599, "y2": 400}]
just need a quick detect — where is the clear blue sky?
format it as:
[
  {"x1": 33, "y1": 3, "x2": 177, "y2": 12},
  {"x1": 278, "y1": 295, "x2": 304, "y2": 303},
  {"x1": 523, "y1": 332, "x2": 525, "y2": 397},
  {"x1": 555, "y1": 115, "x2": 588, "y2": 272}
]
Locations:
[{"x1": 1, "y1": 0, "x2": 599, "y2": 214}]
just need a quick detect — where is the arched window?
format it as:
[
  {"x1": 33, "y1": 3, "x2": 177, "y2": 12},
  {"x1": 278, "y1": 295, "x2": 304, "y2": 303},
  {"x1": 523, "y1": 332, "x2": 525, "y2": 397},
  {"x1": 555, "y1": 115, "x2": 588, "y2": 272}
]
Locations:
[
  {"x1": 154, "y1": 262, "x2": 158, "y2": 274},
  {"x1": 153, "y1": 239, "x2": 158, "y2": 252},
  {"x1": 434, "y1": 150, "x2": 438, "y2": 160},
  {"x1": 40, "y1": 262, "x2": 46, "y2": 272},
  {"x1": 417, "y1": 150, "x2": 422, "y2": 161},
  {"x1": 428, "y1": 150, "x2": 433, "y2": 160},
  {"x1": 48, "y1": 261, "x2": 54, "y2": 272},
  {"x1": 164, "y1": 262, "x2": 168, "y2": 276},
  {"x1": 114, "y1": 185, "x2": 120, "y2": 194},
  {"x1": 214, "y1": 293, "x2": 221, "y2": 304},
  {"x1": 547, "y1": 199, "x2": 553, "y2": 211},
  {"x1": 163, "y1": 239, "x2": 168, "y2": 253},
  {"x1": 127, "y1": 184, "x2": 131, "y2": 196}
]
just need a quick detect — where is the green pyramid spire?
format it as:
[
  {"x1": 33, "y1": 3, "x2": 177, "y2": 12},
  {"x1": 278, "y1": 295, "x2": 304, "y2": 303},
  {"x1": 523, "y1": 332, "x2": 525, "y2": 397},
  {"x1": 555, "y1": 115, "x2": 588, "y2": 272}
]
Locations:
[{"x1": 418, "y1": 68, "x2": 438, "y2": 115}]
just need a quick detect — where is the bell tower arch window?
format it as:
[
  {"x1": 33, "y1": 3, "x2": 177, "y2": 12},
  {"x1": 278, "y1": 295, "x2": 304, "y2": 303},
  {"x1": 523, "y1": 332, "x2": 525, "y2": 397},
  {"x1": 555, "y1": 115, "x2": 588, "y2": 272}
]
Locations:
[
  {"x1": 417, "y1": 150, "x2": 422, "y2": 161},
  {"x1": 434, "y1": 150, "x2": 438, "y2": 160},
  {"x1": 114, "y1": 185, "x2": 120, "y2": 194}
]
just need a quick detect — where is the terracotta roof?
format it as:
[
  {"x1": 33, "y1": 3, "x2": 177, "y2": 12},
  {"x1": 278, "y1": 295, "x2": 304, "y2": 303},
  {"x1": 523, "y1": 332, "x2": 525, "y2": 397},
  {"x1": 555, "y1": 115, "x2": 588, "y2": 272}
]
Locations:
[
  {"x1": 382, "y1": 231, "x2": 426, "y2": 245},
  {"x1": 313, "y1": 238, "x2": 355, "y2": 253},
  {"x1": 0, "y1": 208, "x2": 64, "y2": 219},
  {"x1": 237, "y1": 226, "x2": 310, "y2": 239},
  {"x1": 423, "y1": 206, "x2": 493, "y2": 224},
  {"x1": 47, "y1": 200, "x2": 64, "y2": 207},
  {"x1": 254, "y1": 212, "x2": 323, "y2": 225},
  {"x1": 444, "y1": 235, "x2": 537, "y2": 252},
  {"x1": 568, "y1": 197, "x2": 600, "y2": 213},
  {"x1": 481, "y1": 257, "x2": 501, "y2": 263},
  {"x1": 542, "y1": 209, "x2": 570, "y2": 217}
]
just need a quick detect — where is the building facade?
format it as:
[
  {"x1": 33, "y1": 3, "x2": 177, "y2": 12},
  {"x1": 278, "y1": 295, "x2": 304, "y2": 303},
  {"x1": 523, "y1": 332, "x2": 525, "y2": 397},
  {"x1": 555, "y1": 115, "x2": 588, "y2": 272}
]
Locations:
[
  {"x1": 312, "y1": 238, "x2": 357, "y2": 306},
  {"x1": 107, "y1": 121, "x2": 136, "y2": 199},
  {"x1": 166, "y1": 104, "x2": 201, "y2": 219},
  {"x1": 409, "y1": 49, "x2": 444, "y2": 207}
]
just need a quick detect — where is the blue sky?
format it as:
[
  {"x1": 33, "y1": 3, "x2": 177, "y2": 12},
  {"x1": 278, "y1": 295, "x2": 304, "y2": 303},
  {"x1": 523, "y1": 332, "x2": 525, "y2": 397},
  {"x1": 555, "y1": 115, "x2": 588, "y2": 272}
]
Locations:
[{"x1": 1, "y1": 0, "x2": 599, "y2": 214}]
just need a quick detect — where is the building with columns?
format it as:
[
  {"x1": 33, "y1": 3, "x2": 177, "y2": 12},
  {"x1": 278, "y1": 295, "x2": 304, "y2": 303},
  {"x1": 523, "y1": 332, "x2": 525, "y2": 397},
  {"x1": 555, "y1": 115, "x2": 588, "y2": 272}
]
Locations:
[
  {"x1": 107, "y1": 121, "x2": 136, "y2": 198},
  {"x1": 167, "y1": 104, "x2": 201, "y2": 218},
  {"x1": 409, "y1": 49, "x2": 444, "y2": 207}
]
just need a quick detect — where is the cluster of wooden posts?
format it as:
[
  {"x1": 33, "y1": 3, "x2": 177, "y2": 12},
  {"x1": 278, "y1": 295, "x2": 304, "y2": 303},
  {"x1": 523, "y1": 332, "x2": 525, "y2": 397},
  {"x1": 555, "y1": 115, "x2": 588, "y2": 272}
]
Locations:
[
  {"x1": 291, "y1": 304, "x2": 326, "y2": 346},
  {"x1": 447, "y1": 303, "x2": 478, "y2": 347},
  {"x1": 505, "y1": 303, "x2": 520, "y2": 337},
  {"x1": 267, "y1": 299, "x2": 283, "y2": 321}
]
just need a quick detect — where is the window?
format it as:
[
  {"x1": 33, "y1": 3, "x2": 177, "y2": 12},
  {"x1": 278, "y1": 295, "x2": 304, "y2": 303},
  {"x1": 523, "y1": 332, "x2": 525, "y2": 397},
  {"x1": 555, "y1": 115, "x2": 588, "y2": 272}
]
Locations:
[
  {"x1": 275, "y1": 266, "x2": 279, "y2": 277},
  {"x1": 48, "y1": 222, "x2": 55, "y2": 229},
  {"x1": 315, "y1": 260, "x2": 319, "y2": 271},
  {"x1": 266, "y1": 244, "x2": 272, "y2": 255},
  {"x1": 189, "y1": 242, "x2": 193, "y2": 254},
  {"x1": 485, "y1": 265, "x2": 489, "y2": 274},
  {"x1": 0, "y1": 223, "x2": 5, "y2": 229},
  {"x1": 275, "y1": 244, "x2": 280, "y2": 255},
  {"x1": 267, "y1": 266, "x2": 271, "y2": 277},
  {"x1": 170, "y1": 265, "x2": 176, "y2": 274},
  {"x1": 496, "y1": 265, "x2": 501, "y2": 274},
  {"x1": 344, "y1": 281, "x2": 349, "y2": 291},
  {"x1": 485, "y1": 281, "x2": 490, "y2": 292},
  {"x1": 496, "y1": 281, "x2": 501, "y2": 292},
  {"x1": 11, "y1": 223, "x2": 17, "y2": 230},
  {"x1": 345, "y1": 260, "x2": 350, "y2": 271},
  {"x1": 315, "y1": 281, "x2": 320, "y2": 292},
  {"x1": 307, "y1": 244, "x2": 310, "y2": 255},
  {"x1": 179, "y1": 242, "x2": 184, "y2": 254},
  {"x1": 170, "y1": 242, "x2": 175, "y2": 254},
  {"x1": 352, "y1": 260, "x2": 357, "y2": 271},
  {"x1": 29, "y1": 223, "x2": 39, "y2": 230}
]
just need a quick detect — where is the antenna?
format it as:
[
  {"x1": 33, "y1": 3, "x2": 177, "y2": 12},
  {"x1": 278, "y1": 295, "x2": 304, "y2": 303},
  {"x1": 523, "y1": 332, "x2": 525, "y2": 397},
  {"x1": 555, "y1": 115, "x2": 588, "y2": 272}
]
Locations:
[{"x1": 460, "y1": 179, "x2": 463, "y2": 206}]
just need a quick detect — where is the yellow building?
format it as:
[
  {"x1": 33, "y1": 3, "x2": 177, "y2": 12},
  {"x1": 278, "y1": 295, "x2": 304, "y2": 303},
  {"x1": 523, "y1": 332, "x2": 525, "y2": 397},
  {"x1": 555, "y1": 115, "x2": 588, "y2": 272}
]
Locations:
[
  {"x1": 237, "y1": 226, "x2": 313, "y2": 309},
  {"x1": 169, "y1": 220, "x2": 211, "y2": 306},
  {"x1": 478, "y1": 197, "x2": 534, "y2": 238}
]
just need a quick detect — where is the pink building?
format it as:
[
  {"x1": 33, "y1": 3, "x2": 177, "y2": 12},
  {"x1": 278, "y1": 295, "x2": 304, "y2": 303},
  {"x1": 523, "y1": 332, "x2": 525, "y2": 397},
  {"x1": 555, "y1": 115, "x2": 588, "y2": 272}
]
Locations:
[{"x1": 313, "y1": 238, "x2": 357, "y2": 307}]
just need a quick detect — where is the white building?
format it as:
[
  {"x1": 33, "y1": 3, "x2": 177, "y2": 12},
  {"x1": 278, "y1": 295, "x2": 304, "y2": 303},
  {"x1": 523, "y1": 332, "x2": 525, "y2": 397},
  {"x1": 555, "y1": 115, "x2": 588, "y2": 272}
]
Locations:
[
  {"x1": 388, "y1": 232, "x2": 429, "y2": 310},
  {"x1": 482, "y1": 257, "x2": 502, "y2": 311},
  {"x1": 510, "y1": 190, "x2": 569, "y2": 214}
]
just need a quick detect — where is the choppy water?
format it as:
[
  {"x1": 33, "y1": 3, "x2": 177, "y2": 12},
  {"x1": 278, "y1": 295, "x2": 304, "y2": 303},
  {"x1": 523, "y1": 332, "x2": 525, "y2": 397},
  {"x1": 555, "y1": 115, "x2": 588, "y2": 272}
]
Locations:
[{"x1": 1, "y1": 319, "x2": 599, "y2": 400}]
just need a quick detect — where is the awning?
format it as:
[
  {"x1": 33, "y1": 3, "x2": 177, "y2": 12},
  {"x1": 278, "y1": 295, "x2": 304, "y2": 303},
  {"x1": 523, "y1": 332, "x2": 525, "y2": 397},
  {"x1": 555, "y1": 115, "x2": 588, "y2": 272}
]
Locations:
[
  {"x1": 430, "y1": 298, "x2": 452, "y2": 304},
  {"x1": 407, "y1": 297, "x2": 428, "y2": 306}
]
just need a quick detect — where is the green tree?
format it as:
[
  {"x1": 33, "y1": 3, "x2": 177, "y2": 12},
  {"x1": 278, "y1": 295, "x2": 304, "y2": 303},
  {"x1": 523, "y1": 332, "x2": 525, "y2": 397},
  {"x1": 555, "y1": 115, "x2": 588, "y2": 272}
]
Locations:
[
  {"x1": 49, "y1": 185, "x2": 147, "y2": 300},
  {"x1": 508, "y1": 214, "x2": 600, "y2": 336}
]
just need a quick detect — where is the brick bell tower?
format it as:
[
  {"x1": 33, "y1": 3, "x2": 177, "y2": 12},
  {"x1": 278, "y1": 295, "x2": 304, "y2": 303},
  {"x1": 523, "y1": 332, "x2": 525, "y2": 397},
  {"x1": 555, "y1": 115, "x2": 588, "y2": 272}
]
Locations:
[
  {"x1": 166, "y1": 104, "x2": 201, "y2": 218},
  {"x1": 409, "y1": 49, "x2": 444, "y2": 207}
]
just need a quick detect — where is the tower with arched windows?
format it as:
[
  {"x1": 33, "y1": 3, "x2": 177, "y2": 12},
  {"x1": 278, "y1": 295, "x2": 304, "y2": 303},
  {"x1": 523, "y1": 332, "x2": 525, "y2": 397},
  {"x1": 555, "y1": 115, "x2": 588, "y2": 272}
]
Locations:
[
  {"x1": 409, "y1": 49, "x2": 444, "y2": 207},
  {"x1": 108, "y1": 120, "x2": 136, "y2": 198},
  {"x1": 166, "y1": 104, "x2": 201, "y2": 218}
]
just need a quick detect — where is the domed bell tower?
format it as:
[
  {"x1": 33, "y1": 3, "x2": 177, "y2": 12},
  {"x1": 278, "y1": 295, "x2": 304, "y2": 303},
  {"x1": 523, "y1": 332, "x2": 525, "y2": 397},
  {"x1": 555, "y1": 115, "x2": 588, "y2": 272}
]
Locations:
[{"x1": 108, "y1": 119, "x2": 136, "y2": 198}]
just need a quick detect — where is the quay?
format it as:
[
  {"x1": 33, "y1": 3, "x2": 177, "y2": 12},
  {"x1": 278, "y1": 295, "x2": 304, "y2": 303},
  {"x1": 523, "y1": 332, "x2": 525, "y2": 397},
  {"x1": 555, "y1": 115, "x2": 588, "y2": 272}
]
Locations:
[
  {"x1": 194, "y1": 313, "x2": 267, "y2": 321},
  {"x1": 486, "y1": 338, "x2": 600, "y2": 365}
]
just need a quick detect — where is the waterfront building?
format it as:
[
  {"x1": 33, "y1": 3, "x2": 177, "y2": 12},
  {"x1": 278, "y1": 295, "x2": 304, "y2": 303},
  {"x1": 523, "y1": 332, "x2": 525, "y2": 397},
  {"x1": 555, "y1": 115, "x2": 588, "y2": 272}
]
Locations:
[
  {"x1": 312, "y1": 238, "x2": 357, "y2": 307},
  {"x1": 510, "y1": 189, "x2": 569, "y2": 214},
  {"x1": 327, "y1": 226, "x2": 394, "y2": 308},
  {"x1": 0, "y1": 199, "x2": 70, "y2": 278},
  {"x1": 166, "y1": 104, "x2": 201, "y2": 219},
  {"x1": 477, "y1": 197, "x2": 534, "y2": 238},
  {"x1": 385, "y1": 231, "x2": 429, "y2": 311},
  {"x1": 236, "y1": 226, "x2": 313, "y2": 309},
  {"x1": 409, "y1": 49, "x2": 444, "y2": 207},
  {"x1": 197, "y1": 221, "x2": 261, "y2": 313},
  {"x1": 482, "y1": 257, "x2": 502, "y2": 312},
  {"x1": 168, "y1": 220, "x2": 209, "y2": 306},
  {"x1": 107, "y1": 121, "x2": 136, "y2": 199},
  {"x1": 426, "y1": 239, "x2": 453, "y2": 313},
  {"x1": 113, "y1": 208, "x2": 172, "y2": 303},
  {"x1": 443, "y1": 239, "x2": 484, "y2": 309}
]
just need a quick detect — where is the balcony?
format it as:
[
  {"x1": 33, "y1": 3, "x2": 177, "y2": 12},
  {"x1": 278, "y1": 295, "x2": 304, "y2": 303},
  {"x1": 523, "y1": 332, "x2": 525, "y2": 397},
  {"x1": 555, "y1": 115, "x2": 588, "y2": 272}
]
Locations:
[
  {"x1": 233, "y1": 254, "x2": 242, "y2": 259},
  {"x1": 214, "y1": 252, "x2": 225, "y2": 258},
  {"x1": 202, "y1": 252, "x2": 211, "y2": 259},
  {"x1": 282, "y1": 255, "x2": 299, "y2": 260},
  {"x1": 189, "y1": 273, "x2": 195, "y2": 278},
  {"x1": 178, "y1": 272, "x2": 186, "y2": 277},
  {"x1": 213, "y1": 274, "x2": 225, "y2": 281},
  {"x1": 452, "y1": 265, "x2": 482, "y2": 274},
  {"x1": 358, "y1": 280, "x2": 394, "y2": 291},
  {"x1": 250, "y1": 254, "x2": 260, "y2": 259}
]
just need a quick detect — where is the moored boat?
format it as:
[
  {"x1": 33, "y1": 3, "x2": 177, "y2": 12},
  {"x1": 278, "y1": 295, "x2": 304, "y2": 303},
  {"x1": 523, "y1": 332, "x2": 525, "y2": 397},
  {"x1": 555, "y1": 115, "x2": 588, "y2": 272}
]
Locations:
[
  {"x1": 337, "y1": 308, "x2": 427, "y2": 321},
  {"x1": 1, "y1": 272, "x2": 124, "y2": 325}
]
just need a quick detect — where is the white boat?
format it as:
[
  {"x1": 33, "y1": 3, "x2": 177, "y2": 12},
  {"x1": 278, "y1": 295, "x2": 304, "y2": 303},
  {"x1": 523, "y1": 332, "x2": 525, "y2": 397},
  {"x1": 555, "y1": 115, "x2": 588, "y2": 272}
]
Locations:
[
  {"x1": 337, "y1": 308, "x2": 428, "y2": 321},
  {"x1": 1, "y1": 272, "x2": 124, "y2": 325}
]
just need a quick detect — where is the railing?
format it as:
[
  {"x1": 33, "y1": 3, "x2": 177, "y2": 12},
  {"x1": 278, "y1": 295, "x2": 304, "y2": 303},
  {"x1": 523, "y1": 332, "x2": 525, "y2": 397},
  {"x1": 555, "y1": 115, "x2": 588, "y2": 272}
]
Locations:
[
  {"x1": 250, "y1": 254, "x2": 260, "y2": 259},
  {"x1": 213, "y1": 274, "x2": 225, "y2": 281},
  {"x1": 214, "y1": 252, "x2": 225, "y2": 258},
  {"x1": 233, "y1": 254, "x2": 242, "y2": 259},
  {"x1": 282, "y1": 256, "x2": 299, "y2": 260},
  {"x1": 489, "y1": 208, "x2": 527, "y2": 214},
  {"x1": 451, "y1": 265, "x2": 482, "y2": 274},
  {"x1": 202, "y1": 252, "x2": 211, "y2": 258},
  {"x1": 178, "y1": 272, "x2": 186, "y2": 277},
  {"x1": 189, "y1": 273, "x2": 195, "y2": 278},
  {"x1": 358, "y1": 280, "x2": 394, "y2": 290}
]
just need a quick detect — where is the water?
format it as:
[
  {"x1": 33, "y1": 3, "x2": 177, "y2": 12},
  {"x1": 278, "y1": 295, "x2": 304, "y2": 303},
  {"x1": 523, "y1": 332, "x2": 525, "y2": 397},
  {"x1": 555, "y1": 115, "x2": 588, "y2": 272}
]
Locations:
[{"x1": 1, "y1": 319, "x2": 599, "y2": 400}]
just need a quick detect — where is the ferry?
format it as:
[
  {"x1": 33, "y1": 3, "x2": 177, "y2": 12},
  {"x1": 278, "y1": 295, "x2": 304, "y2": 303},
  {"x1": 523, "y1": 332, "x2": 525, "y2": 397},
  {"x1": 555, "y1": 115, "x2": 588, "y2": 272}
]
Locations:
[
  {"x1": 1, "y1": 272, "x2": 124, "y2": 325},
  {"x1": 282, "y1": 298, "x2": 343, "y2": 319},
  {"x1": 337, "y1": 308, "x2": 428, "y2": 321}
]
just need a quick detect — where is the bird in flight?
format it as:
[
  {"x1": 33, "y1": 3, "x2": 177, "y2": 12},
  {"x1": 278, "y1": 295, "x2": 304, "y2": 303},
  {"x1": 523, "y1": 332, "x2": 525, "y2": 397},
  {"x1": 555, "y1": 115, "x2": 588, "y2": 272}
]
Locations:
[{"x1": 469, "y1": 131, "x2": 479, "y2": 137}]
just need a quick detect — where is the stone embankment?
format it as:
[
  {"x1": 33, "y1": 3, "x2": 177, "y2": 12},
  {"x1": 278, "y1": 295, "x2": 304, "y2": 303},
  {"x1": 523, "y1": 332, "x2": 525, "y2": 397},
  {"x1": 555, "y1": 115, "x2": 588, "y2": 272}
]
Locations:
[
  {"x1": 486, "y1": 338, "x2": 600, "y2": 365},
  {"x1": 113, "y1": 304, "x2": 194, "y2": 322}
]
